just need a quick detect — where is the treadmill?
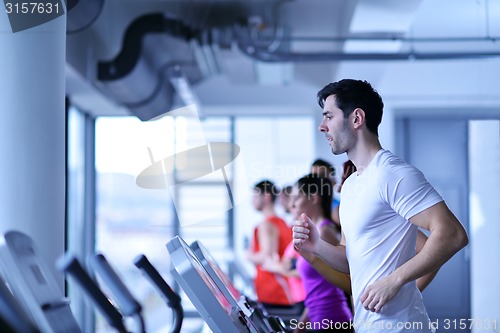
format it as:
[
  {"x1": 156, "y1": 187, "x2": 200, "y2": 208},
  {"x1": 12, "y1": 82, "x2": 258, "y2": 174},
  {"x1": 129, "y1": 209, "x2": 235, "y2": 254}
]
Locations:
[
  {"x1": 0, "y1": 231, "x2": 81, "y2": 333},
  {"x1": 190, "y1": 240, "x2": 286, "y2": 333},
  {"x1": 166, "y1": 236, "x2": 261, "y2": 333}
]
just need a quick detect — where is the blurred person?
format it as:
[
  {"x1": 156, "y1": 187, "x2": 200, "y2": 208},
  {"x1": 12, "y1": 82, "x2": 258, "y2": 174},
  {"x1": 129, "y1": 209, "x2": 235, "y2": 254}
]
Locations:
[
  {"x1": 338, "y1": 160, "x2": 356, "y2": 193},
  {"x1": 262, "y1": 184, "x2": 306, "y2": 312},
  {"x1": 310, "y1": 159, "x2": 340, "y2": 226},
  {"x1": 331, "y1": 160, "x2": 356, "y2": 226},
  {"x1": 291, "y1": 174, "x2": 353, "y2": 333},
  {"x1": 280, "y1": 185, "x2": 294, "y2": 212},
  {"x1": 278, "y1": 184, "x2": 295, "y2": 219},
  {"x1": 261, "y1": 242, "x2": 306, "y2": 313},
  {"x1": 310, "y1": 159, "x2": 336, "y2": 182},
  {"x1": 247, "y1": 180, "x2": 294, "y2": 306}
]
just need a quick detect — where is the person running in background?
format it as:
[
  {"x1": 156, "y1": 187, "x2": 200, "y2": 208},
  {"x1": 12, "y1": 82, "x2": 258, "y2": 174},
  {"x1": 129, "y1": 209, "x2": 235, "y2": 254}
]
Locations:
[
  {"x1": 291, "y1": 174, "x2": 353, "y2": 332},
  {"x1": 263, "y1": 184, "x2": 306, "y2": 312},
  {"x1": 278, "y1": 184, "x2": 295, "y2": 219},
  {"x1": 247, "y1": 180, "x2": 293, "y2": 307},
  {"x1": 310, "y1": 159, "x2": 341, "y2": 227},
  {"x1": 331, "y1": 160, "x2": 356, "y2": 225}
]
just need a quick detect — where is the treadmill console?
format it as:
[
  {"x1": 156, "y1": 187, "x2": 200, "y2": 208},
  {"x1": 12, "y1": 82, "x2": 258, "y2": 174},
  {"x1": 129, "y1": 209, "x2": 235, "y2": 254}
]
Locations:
[{"x1": 166, "y1": 236, "x2": 258, "y2": 333}]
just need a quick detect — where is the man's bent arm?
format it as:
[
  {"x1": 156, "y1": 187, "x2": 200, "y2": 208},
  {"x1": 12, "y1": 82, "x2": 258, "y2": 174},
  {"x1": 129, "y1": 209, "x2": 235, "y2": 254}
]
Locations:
[
  {"x1": 315, "y1": 236, "x2": 350, "y2": 274},
  {"x1": 309, "y1": 257, "x2": 352, "y2": 293},
  {"x1": 394, "y1": 202, "x2": 468, "y2": 286},
  {"x1": 415, "y1": 230, "x2": 440, "y2": 291},
  {"x1": 248, "y1": 222, "x2": 278, "y2": 265},
  {"x1": 361, "y1": 202, "x2": 468, "y2": 312}
]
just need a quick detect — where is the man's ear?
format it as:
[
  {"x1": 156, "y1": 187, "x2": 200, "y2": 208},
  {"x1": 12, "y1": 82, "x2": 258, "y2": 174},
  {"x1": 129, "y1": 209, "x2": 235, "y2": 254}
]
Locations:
[{"x1": 352, "y1": 108, "x2": 366, "y2": 130}]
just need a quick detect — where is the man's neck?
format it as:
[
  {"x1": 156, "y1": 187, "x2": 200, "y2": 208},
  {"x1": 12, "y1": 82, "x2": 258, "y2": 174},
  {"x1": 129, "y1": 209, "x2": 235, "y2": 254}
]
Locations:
[
  {"x1": 261, "y1": 205, "x2": 276, "y2": 218},
  {"x1": 348, "y1": 136, "x2": 382, "y2": 175}
]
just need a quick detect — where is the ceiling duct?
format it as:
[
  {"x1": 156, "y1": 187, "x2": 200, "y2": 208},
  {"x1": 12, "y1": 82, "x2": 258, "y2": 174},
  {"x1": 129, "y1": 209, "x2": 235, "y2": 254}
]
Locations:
[
  {"x1": 190, "y1": 30, "x2": 223, "y2": 78},
  {"x1": 66, "y1": 0, "x2": 104, "y2": 34},
  {"x1": 98, "y1": 14, "x2": 197, "y2": 81},
  {"x1": 95, "y1": 13, "x2": 200, "y2": 121}
]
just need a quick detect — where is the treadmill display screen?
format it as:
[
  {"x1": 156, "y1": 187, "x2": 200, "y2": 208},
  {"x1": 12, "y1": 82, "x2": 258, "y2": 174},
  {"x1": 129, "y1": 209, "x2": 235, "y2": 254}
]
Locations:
[
  {"x1": 193, "y1": 241, "x2": 241, "y2": 301},
  {"x1": 176, "y1": 237, "x2": 233, "y2": 314}
]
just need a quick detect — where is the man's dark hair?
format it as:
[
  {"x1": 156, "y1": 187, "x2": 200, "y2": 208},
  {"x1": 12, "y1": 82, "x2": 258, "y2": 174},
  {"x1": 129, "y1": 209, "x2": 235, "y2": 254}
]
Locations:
[
  {"x1": 253, "y1": 180, "x2": 279, "y2": 202},
  {"x1": 317, "y1": 79, "x2": 384, "y2": 136},
  {"x1": 296, "y1": 174, "x2": 333, "y2": 220},
  {"x1": 311, "y1": 159, "x2": 336, "y2": 178}
]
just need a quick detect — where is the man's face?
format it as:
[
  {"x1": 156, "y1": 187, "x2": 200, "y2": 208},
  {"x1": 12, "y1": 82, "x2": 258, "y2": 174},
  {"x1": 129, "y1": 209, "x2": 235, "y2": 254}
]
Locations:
[
  {"x1": 279, "y1": 192, "x2": 291, "y2": 213},
  {"x1": 252, "y1": 190, "x2": 264, "y2": 211},
  {"x1": 318, "y1": 95, "x2": 355, "y2": 155}
]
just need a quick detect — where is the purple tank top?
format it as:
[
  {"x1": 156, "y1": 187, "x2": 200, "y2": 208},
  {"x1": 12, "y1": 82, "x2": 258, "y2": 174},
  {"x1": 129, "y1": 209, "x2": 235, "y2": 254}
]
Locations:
[{"x1": 296, "y1": 219, "x2": 353, "y2": 324}]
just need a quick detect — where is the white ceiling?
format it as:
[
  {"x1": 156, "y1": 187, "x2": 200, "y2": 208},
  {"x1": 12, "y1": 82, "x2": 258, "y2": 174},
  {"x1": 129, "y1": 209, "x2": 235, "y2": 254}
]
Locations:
[{"x1": 65, "y1": 0, "x2": 500, "y2": 118}]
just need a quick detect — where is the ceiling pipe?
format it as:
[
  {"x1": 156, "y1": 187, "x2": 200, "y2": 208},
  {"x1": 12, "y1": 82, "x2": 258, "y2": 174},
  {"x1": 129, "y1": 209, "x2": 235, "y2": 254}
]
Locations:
[
  {"x1": 234, "y1": 24, "x2": 500, "y2": 62},
  {"x1": 243, "y1": 34, "x2": 500, "y2": 43},
  {"x1": 238, "y1": 48, "x2": 500, "y2": 62}
]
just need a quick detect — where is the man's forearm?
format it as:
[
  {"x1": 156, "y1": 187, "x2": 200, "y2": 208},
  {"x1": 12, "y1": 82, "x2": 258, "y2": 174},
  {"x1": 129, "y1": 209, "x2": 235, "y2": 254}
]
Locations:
[
  {"x1": 250, "y1": 251, "x2": 268, "y2": 266},
  {"x1": 315, "y1": 239, "x2": 350, "y2": 274},
  {"x1": 392, "y1": 227, "x2": 467, "y2": 286},
  {"x1": 310, "y1": 258, "x2": 351, "y2": 293}
]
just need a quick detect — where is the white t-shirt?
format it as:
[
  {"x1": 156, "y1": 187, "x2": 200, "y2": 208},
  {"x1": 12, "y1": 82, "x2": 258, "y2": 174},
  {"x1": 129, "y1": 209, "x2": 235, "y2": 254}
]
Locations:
[{"x1": 340, "y1": 149, "x2": 443, "y2": 333}]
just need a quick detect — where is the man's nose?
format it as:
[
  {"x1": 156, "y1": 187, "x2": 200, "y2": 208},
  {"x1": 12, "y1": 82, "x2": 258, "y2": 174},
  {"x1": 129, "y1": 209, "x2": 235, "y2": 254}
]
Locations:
[{"x1": 318, "y1": 121, "x2": 327, "y2": 132}]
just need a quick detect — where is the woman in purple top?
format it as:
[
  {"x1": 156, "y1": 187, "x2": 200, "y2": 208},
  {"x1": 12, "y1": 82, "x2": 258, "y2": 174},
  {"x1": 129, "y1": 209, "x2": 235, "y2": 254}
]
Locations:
[{"x1": 291, "y1": 174, "x2": 353, "y2": 333}]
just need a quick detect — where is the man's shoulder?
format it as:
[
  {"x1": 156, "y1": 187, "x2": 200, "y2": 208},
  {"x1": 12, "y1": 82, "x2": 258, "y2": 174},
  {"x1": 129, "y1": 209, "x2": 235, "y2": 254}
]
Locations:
[
  {"x1": 377, "y1": 150, "x2": 408, "y2": 168},
  {"x1": 376, "y1": 150, "x2": 419, "y2": 178},
  {"x1": 266, "y1": 215, "x2": 287, "y2": 224},
  {"x1": 259, "y1": 216, "x2": 286, "y2": 229},
  {"x1": 256, "y1": 220, "x2": 276, "y2": 235}
]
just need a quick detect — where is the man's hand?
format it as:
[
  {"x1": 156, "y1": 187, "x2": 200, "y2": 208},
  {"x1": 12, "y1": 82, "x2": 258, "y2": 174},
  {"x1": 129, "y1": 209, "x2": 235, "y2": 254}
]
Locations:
[
  {"x1": 292, "y1": 213, "x2": 320, "y2": 253},
  {"x1": 360, "y1": 274, "x2": 402, "y2": 313}
]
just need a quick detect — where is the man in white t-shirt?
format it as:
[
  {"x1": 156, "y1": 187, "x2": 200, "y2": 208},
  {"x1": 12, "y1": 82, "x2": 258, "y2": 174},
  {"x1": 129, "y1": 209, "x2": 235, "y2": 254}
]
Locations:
[{"x1": 292, "y1": 79, "x2": 468, "y2": 333}]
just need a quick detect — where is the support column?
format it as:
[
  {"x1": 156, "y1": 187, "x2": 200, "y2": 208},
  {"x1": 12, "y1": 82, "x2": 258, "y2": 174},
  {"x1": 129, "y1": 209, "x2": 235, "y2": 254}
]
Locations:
[{"x1": 0, "y1": 10, "x2": 66, "y2": 285}]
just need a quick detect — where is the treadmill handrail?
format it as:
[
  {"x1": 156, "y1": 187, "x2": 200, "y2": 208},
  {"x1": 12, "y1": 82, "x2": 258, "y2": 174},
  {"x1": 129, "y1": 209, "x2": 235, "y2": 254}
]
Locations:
[
  {"x1": 133, "y1": 254, "x2": 183, "y2": 333},
  {"x1": 89, "y1": 253, "x2": 145, "y2": 333},
  {"x1": 56, "y1": 254, "x2": 128, "y2": 333},
  {"x1": 89, "y1": 253, "x2": 142, "y2": 317}
]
